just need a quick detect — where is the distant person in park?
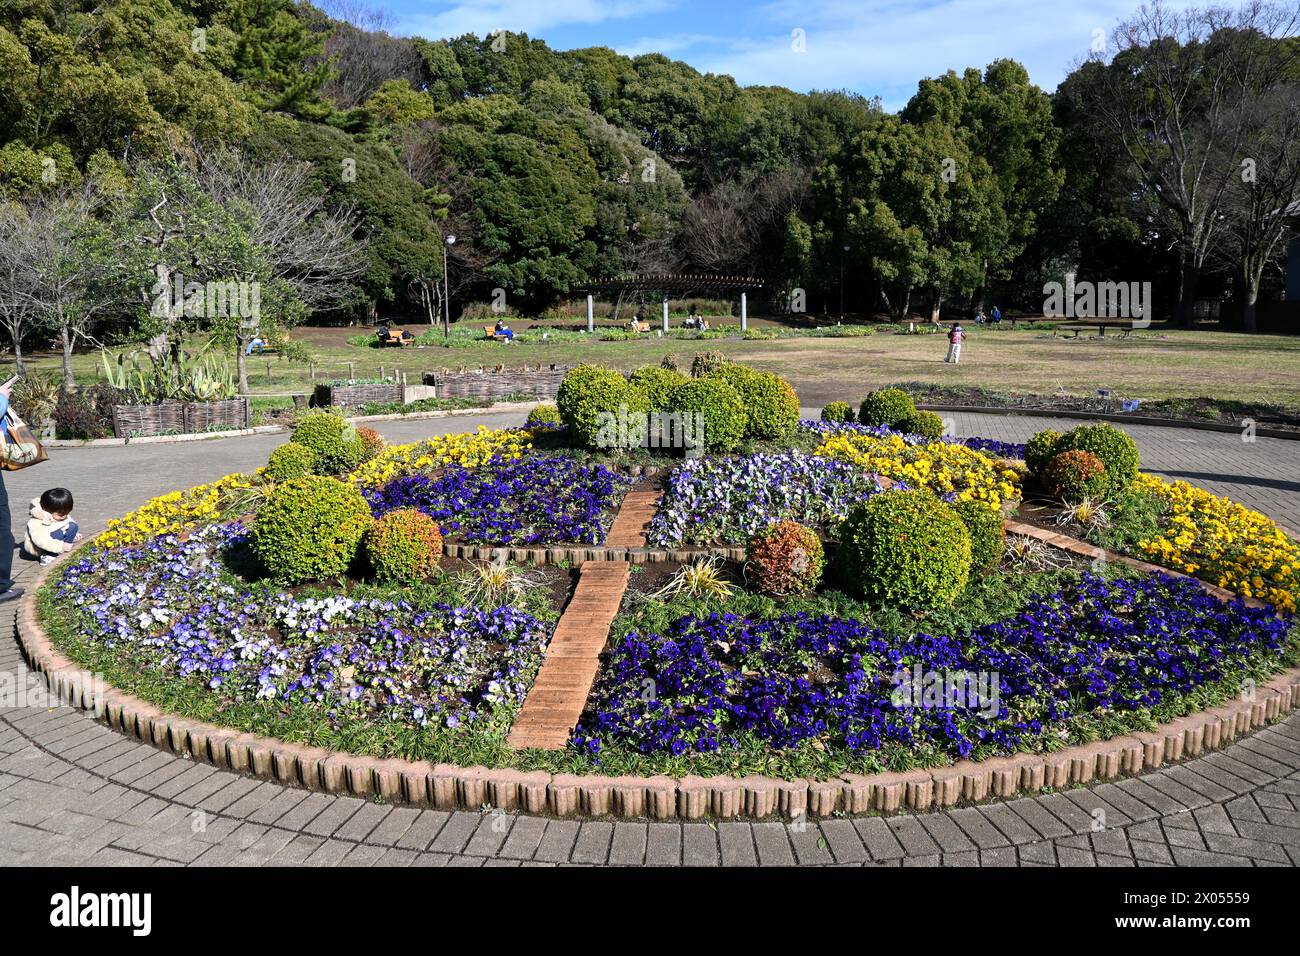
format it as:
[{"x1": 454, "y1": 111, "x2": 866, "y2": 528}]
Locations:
[
  {"x1": 699, "y1": 317, "x2": 710, "y2": 331},
  {"x1": 23, "y1": 488, "x2": 81, "y2": 565},
  {"x1": 975, "y1": 308, "x2": 986, "y2": 325},
  {"x1": 245, "y1": 334, "x2": 265, "y2": 355},
  {"x1": 945, "y1": 322, "x2": 966, "y2": 364},
  {"x1": 990, "y1": 305, "x2": 1002, "y2": 325},
  {"x1": 0, "y1": 380, "x2": 21, "y2": 603},
  {"x1": 494, "y1": 319, "x2": 514, "y2": 341}
]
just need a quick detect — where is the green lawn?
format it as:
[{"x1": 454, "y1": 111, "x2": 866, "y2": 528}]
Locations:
[{"x1": 17, "y1": 321, "x2": 1300, "y2": 409}]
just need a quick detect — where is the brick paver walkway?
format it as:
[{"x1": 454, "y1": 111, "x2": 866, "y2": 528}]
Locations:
[{"x1": 2, "y1": 409, "x2": 1299, "y2": 866}]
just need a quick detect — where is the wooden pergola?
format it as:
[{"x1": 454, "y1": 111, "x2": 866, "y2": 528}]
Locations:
[{"x1": 573, "y1": 273, "x2": 765, "y2": 332}]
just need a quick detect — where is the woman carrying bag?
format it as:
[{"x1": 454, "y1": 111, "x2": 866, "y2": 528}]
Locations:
[{"x1": 0, "y1": 378, "x2": 49, "y2": 604}]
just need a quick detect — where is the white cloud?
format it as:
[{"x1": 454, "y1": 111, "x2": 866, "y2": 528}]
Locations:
[
  {"x1": 394, "y1": 0, "x2": 677, "y2": 40},
  {"x1": 689, "y1": 0, "x2": 1202, "y2": 106}
]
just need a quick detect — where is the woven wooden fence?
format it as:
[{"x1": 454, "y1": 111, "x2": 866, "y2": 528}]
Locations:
[
  {"x1": 423, "y1": 367, "x2": 570, "y2": 400},
  {"x1": 314, "y1": 383, "x2": 404, "y2": 409},
  {"x1": 111, "y1": 398, "x2": 251, "y2": 438}
]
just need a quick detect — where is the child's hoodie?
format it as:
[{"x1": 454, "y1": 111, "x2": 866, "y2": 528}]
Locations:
[{"x1": 24, "y1": 497, "x2": 74, "y2": 558}]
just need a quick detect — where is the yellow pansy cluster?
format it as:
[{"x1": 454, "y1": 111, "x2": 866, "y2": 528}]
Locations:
[
  {"x1": 814, "y1": 432, "x2": 1020, "y2": 511},
  {"x1": 1134, "y1": 474, "x2": 1298, "y2": 614},
  {"x1": 96, "y1": 473, "x2": 257, "y2": 550},
  {"x1": 351, "y1": 426, "x2": 533, "y2": 488}
]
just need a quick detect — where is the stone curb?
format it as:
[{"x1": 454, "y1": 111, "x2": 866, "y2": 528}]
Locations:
[
  {"x1": 43, "y1": 402, "x2": 542, "y2": 448},
  {"x1": 915, "y1": 403, "x2": 1300, "y2": 441},
  {"x1": 17, "y1": 527, "x2": 1298, "y2": 820}
]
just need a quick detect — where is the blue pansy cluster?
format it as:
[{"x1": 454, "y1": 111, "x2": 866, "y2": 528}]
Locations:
[
  {"x1": 647, "y1": 450, "x2": 883, "y2": 547},
  {"x1": 366, "y1": 452, "x2": 630, "y2": 546},
  {"x1": 53, "y1": 525, "x2": 551, "y2": 731},
  {"x1": 572, "y1": 572, "x2": 1290, "y2": 759}
]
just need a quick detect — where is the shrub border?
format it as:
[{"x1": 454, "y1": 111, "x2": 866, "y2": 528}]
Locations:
[
  {"x1": 17, "y1": 526, "x2": 1298, "y2": 821},
  {"x1": 916, "y1": 403, "x2": 1300, "y2": 441}
]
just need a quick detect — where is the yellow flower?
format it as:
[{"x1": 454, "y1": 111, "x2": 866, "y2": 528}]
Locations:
[
  {"x1": 1135, "y1": 474, "x2": 1297, "y2": 613},
  {"x1": 814, "y1": 433, "x2": 1019, "y2": 513}
]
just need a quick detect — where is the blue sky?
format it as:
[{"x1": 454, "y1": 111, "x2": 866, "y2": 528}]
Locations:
[{"x1": 377, "y1": 0, "x2": 1192, "y2": 109}]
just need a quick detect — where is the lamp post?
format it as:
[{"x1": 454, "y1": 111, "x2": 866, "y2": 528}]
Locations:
[
  {"x1": 442, "y1": 234, "x2": 456, "y2": 338},
  {"x1": 840, "y1": 244, "x2": 850, "y2": 322}
]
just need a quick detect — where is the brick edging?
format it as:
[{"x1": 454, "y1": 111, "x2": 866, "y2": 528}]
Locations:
[
  {"x1": 16, "y1": 530, "x2": 1299, "y2": 821},
  {"x1": 441, "y1": 541, "x2": 741, "y2": 566}
]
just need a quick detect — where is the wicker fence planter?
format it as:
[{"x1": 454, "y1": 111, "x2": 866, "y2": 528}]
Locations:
[
  {"x1": 111, "y1": 398, "x2": 251, "y2": 438},
  {"x1": 423, "y1": 367, "x2": 570, "y2": 400},
  {"x1": 314, "y1": 382, "x2": 405, "y2": 410}
]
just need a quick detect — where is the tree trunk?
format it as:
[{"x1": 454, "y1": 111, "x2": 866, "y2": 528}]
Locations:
[
  {"x1": 928, "y1": 288, "x2": 944, "y2": 324},
  {"x1": 1176, "y1": 258, "x2": 1201, "y2": 327},
  {"x1": 236, "y1": 334, "x2": 249, "y2": 396},
  {"x1": 1243, "y1": 272, "x2": 1260, "y2": 333},
  {"x1": 60, "y1": 322, "x2": 76, "y2": 393},
  {"x1": 10, "y1": 329, "x2": 24, "y2": 374}
]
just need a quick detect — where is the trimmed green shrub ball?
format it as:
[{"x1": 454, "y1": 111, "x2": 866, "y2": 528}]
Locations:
[
  {"x1": 628, "y1": 366, "x2": 689, "y2": 410},
  {"x1": 670, "y1": 377, "x2": 747, "y2": 450},
  {"x1": 839, "y1": 489, "x2": 972, "y2": 611},
  {"x1": 952, "y1": 500, "x2": 1006, "y2": 570},
  {"x1": 858, "y1": 387, "x2": 917, "y2": 429},
  {"x1": 364, "y1": 508, "x2": 443, "y2": 583},
  {"x1": 709, "y1": 364, "x2": 800, "y2": 440},
  {"x1": 556, "y1": 364, "x2": 651, "y2": 449},
  {"x1": 820, "y1": 401, "x2": 854, "y2": 423},
  {"x1": 1024, "y1": 429, "x2": 1063, "y2": 474},
  {"x1": 264, "y1": 442, "x2": 315, "y2": 483},
  {"x1": 899, "y1": 410, "x2": 945, "y2": 440},
  {"x1": 1054, "y1": 423, "x2": 1139, "y2": 496},
  {"x1": 525, "y1": 404, "x2": 562, "y2": 426},
  {"x1": 251, "y1": 476, "x2": 373, "y2": 584},
  {"x1": 1042, "y1": 449, "x2": 1108, "y2": 502},
  {"x1": 291, "y1": 412, "x2": 364, "y2": 476}
]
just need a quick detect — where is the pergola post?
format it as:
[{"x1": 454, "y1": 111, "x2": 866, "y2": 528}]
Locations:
[
  {"x1": 741, "y1": 292, "x2": 748, "y2": 332},
  {"x1": 662, "y1": 297, "x2": 669, "y2": 333},
  {"x1": 586, "y1": 294, "x2": 594, "y2": 334}
]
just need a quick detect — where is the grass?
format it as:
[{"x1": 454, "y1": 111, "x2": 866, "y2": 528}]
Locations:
[{"x1": 14, "y1": 322, "x2": 1300, "y2": 411}]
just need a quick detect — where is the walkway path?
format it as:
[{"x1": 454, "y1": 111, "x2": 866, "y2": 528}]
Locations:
[{"x1": 2, "y1": 409, "x2": 1299, "y2": 866}]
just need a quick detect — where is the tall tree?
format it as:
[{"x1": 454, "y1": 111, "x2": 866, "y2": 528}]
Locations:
[{"x1": 1082, "y1": 1, "x2": 1300, "y2": 324}]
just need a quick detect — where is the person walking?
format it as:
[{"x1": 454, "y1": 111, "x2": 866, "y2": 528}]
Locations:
[
  {"x1": 0, "y1": 380, "x2": 24, "y2": 604},
  {"x1": 945, "y1": 322, "x2": 966, "y2": 364}
]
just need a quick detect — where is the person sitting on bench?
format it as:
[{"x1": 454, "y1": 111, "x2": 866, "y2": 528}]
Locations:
[{"x1": 494, "y1": 319, "x2": 514, "y2": 341}]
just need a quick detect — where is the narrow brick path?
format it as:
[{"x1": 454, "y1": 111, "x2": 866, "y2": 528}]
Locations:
[
  {"x1": 605, "y1": 490, "x2": 662, "y2": 548},
  {"x1": 507, "y1": 563, "x2": 629, "y2": 750},
  {"x1": 3, "y1": 410, "x2": 1300, "y2": 866}
]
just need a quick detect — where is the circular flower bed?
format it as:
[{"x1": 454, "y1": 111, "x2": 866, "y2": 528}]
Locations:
[{"x1": 32, "y1": 367, "x2": 1300, "y2": 798}]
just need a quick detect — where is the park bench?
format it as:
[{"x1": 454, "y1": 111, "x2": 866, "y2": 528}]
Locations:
[
  {"x1": 629, "y1": 320, "x2": 651, "y2": 333},
  {"x1": 483, "y1": 325, "x2": 511, "y2": 341},
  {"x1": 1055, "y1": 319, "x2": 1136, "y2": 339},
  {"x1": 377, "y1": 329, "x2": 414, "y2": 347}
]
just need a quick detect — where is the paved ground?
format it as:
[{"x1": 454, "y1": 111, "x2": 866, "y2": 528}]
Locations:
[{"x1": 1, "y1": 409, "x2": 1299, "y2": 867}]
